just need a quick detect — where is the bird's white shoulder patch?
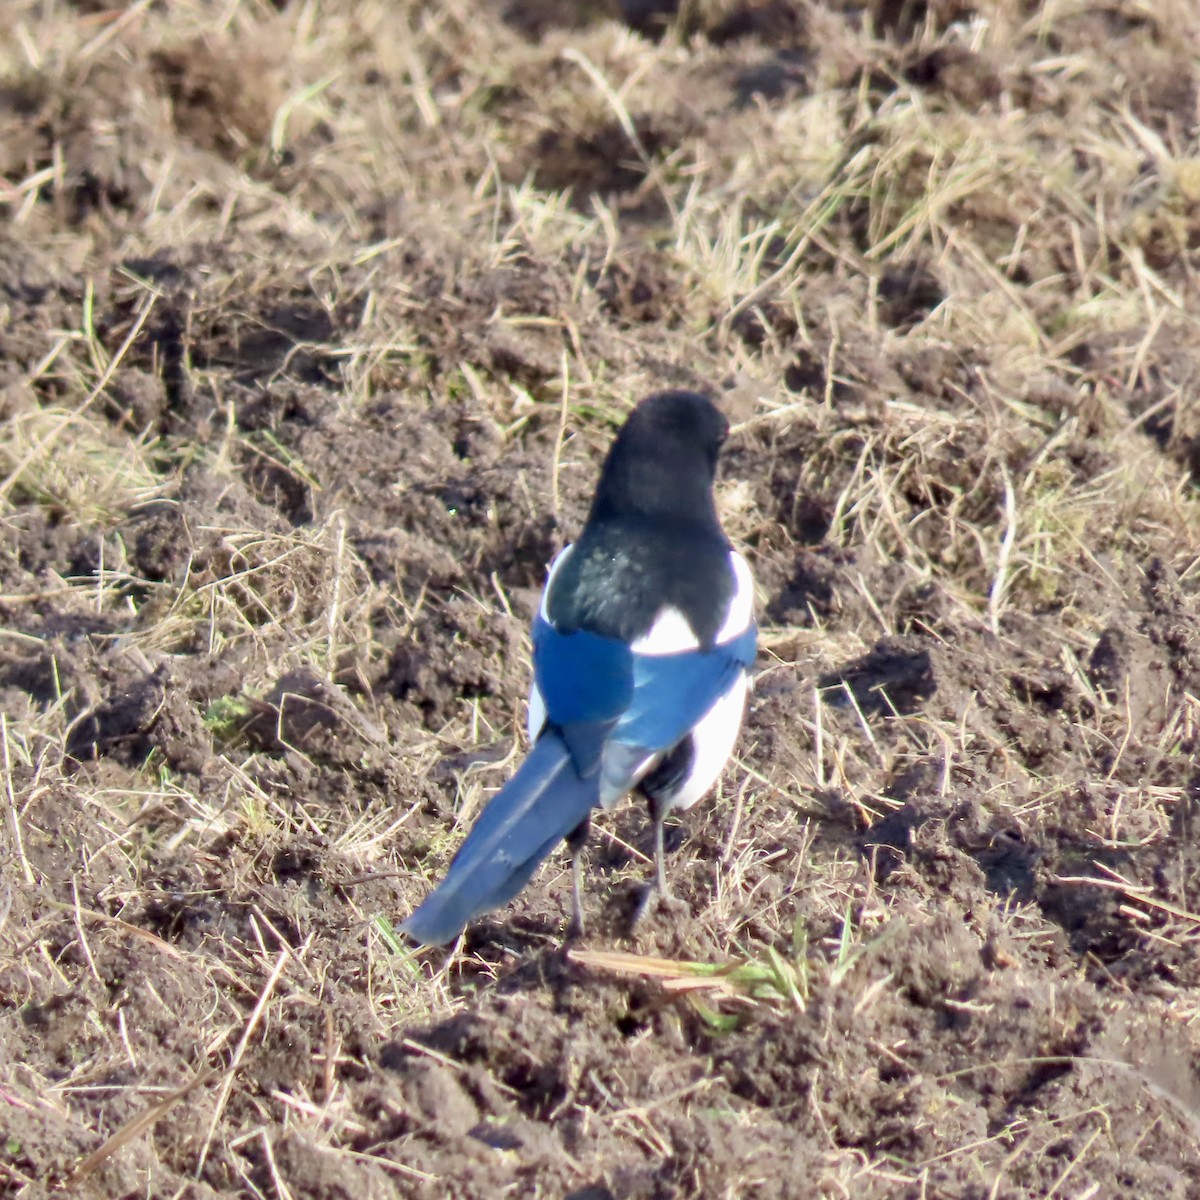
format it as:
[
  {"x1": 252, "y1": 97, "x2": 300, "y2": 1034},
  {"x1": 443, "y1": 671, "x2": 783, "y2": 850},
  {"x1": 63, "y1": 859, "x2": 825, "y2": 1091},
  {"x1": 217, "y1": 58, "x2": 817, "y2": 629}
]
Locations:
[
  {"x1": 632, "y1": 550, "x2": 754, "y2": 656},
  {"x1": 528, "y1": 546, "x2": 571, "y2": 741},
  {"x1": 630, "y1": 606, "x2": 701, "y2": 655},
  {"x1": 526, "y1": 681, "x2": 546, "y2": 744},
  {"x1": 716, "y1": 551, "x2": 754, "y2": 644},
  {"x1": 538, "y1": 544, "x2": 573, "y2": 624}
]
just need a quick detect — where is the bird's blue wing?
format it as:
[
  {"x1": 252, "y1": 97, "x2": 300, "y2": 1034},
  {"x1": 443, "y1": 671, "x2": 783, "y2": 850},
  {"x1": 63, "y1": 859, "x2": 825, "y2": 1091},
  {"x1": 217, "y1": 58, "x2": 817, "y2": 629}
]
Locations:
[
  {"x1": 614, "y1": 622, "x2": 757, "y2": 751},
  {"x1": 532, "y1": 619, "x2": 633, "y2": 724},
  {"x1": 532, "y1": 617, "x2": 634, "y2": 775},
  {"x1": 534, "y1": 613, "x2": 756, "y2": 768}
]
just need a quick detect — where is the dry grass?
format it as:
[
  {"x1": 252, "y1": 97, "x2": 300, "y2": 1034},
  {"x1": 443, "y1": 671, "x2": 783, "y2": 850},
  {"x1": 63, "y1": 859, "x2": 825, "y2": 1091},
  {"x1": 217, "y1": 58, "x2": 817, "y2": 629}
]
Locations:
[{"x1": 4, "y1": 0, "x2": 1200, "y2": 1195}]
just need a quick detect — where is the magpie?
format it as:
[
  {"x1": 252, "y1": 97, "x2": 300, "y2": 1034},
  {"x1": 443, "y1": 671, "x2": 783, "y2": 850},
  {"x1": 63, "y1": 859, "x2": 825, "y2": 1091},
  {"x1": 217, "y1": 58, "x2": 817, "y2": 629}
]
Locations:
[{"x1": 401, "y1": 390, "x2": 756, "y2": 947}]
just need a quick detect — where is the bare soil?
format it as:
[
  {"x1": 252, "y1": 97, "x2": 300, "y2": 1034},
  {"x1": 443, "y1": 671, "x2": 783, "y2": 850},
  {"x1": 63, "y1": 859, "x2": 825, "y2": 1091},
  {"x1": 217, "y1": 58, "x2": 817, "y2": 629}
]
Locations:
[{"x1": 4, "y1": 1, "x2": 1200, "y2": 1197}]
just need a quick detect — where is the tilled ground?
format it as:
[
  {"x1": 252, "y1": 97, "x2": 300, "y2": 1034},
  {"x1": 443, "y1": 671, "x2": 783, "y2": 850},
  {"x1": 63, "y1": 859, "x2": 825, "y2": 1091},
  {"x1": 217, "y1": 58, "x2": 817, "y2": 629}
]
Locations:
[{"x1": 4, "y1": 2, "x2": 1200, "y2": 1197}]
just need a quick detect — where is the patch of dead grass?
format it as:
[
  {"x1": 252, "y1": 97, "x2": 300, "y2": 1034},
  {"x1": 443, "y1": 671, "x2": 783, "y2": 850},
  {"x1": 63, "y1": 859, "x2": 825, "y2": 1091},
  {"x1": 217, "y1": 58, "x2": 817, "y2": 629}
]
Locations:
[{"x1": 4, "y1": 0, "x2": 1200, "y2": 1194}]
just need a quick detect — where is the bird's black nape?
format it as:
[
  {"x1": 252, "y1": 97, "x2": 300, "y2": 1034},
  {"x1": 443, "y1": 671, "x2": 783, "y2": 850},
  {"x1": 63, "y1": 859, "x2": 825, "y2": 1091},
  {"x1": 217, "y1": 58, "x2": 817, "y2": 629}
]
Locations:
[
  {"x1": 587, "y1": 391, "x2": 729, "y2": 528},
  {"x1": 622, "y1": 390, "x2": 728, "y2": 454}
]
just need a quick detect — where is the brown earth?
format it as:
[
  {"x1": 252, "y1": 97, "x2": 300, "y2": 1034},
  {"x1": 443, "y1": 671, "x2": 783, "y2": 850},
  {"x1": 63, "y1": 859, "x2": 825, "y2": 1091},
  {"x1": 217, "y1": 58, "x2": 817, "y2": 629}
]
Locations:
[{"x1": 4, "y1": 1, "x2": 1200, "y2": 1196}]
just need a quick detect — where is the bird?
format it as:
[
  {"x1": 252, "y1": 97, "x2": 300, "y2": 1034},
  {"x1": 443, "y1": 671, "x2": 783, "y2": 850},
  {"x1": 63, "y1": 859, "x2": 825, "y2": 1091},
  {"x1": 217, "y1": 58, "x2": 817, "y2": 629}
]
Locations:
[{"x1": 401, "y1": 390, "x2": 756, "y2": 947}]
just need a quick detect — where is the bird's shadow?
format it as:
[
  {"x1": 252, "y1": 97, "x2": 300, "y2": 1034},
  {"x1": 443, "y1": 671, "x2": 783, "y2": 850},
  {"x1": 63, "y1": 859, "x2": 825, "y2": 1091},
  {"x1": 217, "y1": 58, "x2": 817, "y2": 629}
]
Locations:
[{"x1": 818, "y1": 635, "x2": 936, "y2": 715}]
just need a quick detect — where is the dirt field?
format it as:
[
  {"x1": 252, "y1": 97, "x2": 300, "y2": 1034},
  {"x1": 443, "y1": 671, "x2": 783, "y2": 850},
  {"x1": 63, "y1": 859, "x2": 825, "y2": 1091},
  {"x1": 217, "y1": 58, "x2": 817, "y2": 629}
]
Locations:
[{"x1": 4, "y1": 1, "x2": 1200, "y2": 1196}]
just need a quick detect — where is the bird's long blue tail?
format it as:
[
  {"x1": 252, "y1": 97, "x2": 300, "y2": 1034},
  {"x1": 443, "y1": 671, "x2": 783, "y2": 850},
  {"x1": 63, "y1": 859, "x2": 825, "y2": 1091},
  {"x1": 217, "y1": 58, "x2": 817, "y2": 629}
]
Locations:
[{"x1": 401, "y1": 732, "x2": 598, "y2": 946}]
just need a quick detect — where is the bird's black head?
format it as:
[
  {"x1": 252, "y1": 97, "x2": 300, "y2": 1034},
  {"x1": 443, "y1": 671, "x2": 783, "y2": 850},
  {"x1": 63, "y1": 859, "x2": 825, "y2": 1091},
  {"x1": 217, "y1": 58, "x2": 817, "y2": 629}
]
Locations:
[{"x1": 587, "y1": 391, "x2": 729, "y2": 529}]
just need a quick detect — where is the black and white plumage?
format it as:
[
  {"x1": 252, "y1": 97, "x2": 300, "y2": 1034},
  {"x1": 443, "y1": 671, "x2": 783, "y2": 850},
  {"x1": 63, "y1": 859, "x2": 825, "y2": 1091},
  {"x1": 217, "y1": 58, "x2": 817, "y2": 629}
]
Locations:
[{"x1": 401, "y1": 391, "x2": 756, "y2": 947}]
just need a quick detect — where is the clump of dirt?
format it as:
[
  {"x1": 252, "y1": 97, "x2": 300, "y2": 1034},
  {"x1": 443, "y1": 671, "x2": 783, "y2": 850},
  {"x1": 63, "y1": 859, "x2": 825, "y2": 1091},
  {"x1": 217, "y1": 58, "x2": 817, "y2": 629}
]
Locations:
[{"x1": 150, "y1": 36, "x2": 282, "y2": 162}]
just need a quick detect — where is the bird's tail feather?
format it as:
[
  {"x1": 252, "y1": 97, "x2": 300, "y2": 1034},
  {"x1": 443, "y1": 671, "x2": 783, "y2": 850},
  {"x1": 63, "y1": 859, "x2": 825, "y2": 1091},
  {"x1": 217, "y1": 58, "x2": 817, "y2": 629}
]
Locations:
[{"x1": 401, "y1": 733, "x2": 597, "y2": 946}]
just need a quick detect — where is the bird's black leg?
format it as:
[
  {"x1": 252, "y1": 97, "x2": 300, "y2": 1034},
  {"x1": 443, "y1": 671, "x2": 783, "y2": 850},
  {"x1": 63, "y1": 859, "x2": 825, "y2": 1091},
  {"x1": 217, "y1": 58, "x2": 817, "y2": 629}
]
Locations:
[
  {"x1": 627, "y1": 788, "x2": 683, "y2": 931},
  {"x1": 639, "y1": 736, "x2": 692, "y2": 902},
  {"x1": 565, "y1": 815, "x2": 590, "y2": 940},
  {"x1": 648, "y1": 789, "x2": 672, "y2": 900}
]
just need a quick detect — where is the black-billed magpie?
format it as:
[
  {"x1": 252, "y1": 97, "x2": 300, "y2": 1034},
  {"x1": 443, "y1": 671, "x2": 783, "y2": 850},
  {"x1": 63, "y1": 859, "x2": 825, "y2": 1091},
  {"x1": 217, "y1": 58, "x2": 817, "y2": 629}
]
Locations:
[{"x1": 401, "y1": 390, "x2": 756, "y2": 947}]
